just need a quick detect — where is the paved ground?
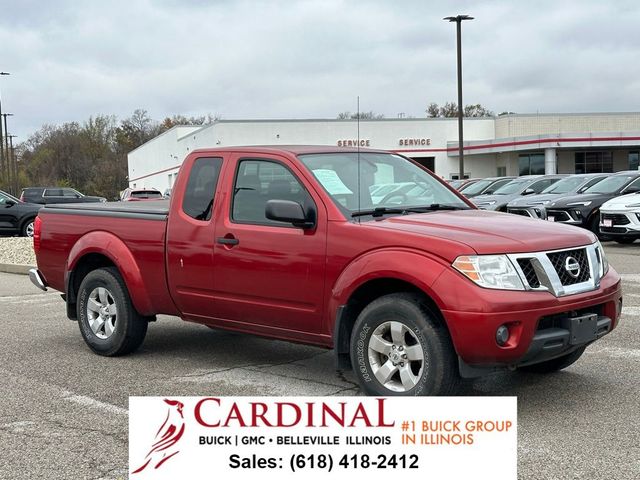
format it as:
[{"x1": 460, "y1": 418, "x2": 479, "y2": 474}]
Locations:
[{"x1": 0, "y1": 244, "x2": 638, "y2": 479}]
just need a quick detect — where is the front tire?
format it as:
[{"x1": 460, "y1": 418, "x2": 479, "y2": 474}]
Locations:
[
  {"x1": 77, "y1": 267, "x2": 148, "y2": 356},
  {"x1": 614, "y1": 237, "x2": 636, "y2": 244},
  {"x1": 519, "y1": 346, "x2": 586, "y2": 373},
  {"x1": 350, "y1": 293, "x2": 459, "y2": 396}
]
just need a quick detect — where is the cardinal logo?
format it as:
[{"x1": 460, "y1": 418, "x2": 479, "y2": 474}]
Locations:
[{"x1": 132, "y1": 399, "x2": 186, "y2": 474}]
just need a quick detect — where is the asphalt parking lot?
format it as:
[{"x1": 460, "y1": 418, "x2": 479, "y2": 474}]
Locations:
[{"x1": 0, "y1": 244, "x2": 638, "y2": 479}]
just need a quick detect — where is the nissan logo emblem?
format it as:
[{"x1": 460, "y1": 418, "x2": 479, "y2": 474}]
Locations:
[{"x1": 565, "y1": 256, "x2": 581, "y2": 278}]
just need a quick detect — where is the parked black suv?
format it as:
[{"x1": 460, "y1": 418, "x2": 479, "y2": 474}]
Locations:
[
  {"x1": 20, "y1": 187, "x2": 106, "y2": 205},
  {"x1": 545, "y1": 171, "x2": 640, "y2": 234},
  {"x1": 0, "y1": 190, "x2": 42, "y2": 237}
]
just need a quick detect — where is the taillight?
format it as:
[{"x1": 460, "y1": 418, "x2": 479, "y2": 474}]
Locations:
[
  {"x1": 20, "y1": 192, "x2": 25, "y2": 201},
  {"x1": 33, "y1": 216, "x2": 42, "y2": 253}
]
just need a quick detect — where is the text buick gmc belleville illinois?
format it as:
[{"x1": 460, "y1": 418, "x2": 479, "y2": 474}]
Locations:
[{"x1": 29, "y1": 146, "x2": 622, "y2": 396}]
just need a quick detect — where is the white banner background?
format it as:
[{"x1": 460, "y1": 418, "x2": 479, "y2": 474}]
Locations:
[{"x1": 129, "y1": 396, "x2": 517, "y2": 479}]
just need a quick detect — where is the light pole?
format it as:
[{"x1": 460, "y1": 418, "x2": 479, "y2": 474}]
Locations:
[
  {"x1": 0, "y1": 72, "x2": 9, "y2": 186},
  {"x1": 1, "y1": 112, "x2": 12, "y2": 189},
  {"x1": 8, "y1": 135, "x2": 17, "y2": 195},
  {"x1": 443, "y1": 15, "x2": 473, "y2": 180}
]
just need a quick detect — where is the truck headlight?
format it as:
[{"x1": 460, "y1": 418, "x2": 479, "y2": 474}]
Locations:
[
  {"x1": 452, "y1": 255, "x2": 525, "y2": 290},
  {"x1": 595, "y1": 241, "x2": 609, "y2": 279}
]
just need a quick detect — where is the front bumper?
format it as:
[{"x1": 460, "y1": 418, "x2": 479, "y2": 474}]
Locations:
[
  {"x1": 435, "y1": 267, "x2": 622, "y2": 367},
  {"x1": 545, "y1": 208, "x2": 584, "y2": 226},
  {"x1": 600, "y1": 210, "x2": 640, "y2": 237},
  {"x1": 506, "y1": 206, "x2": 546, "y2": 219}
]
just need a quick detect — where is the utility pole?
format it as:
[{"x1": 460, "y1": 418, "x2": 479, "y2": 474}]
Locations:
[
  {"x1": 2, "y1": 113, "x2": 12, "y2": 190},
  {"x1": 8, "y1": 135, "x2": 17, "y2": 195},
  {"x1": 443, "y1": 15, "x2": 473, "y2": 180},
  {"x1": 0, "y1": 72, "x2": 9, "y2": 189}
]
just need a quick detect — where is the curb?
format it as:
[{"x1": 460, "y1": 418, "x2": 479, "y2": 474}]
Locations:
[{"x1": 0, "y1": 264, "x2": 34, "y2": 275}]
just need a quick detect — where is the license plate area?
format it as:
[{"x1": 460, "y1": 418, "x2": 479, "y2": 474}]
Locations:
[
  {"x1": 601, "y1": 219, "x2": 612, "y2": 227},
  {"x1": 569, "y1": 313, "x2": 598, "y2": 345}
]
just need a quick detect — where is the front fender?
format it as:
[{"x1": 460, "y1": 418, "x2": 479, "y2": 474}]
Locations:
[
  {"x1": 66, "y1": 231, "x2": 154, "y2": 315},
  {"x1": 328, "y1": 248, "x2": 449, "y2": 335}
]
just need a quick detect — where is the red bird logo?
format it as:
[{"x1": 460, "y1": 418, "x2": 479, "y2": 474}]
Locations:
[{"x1": 132, "y1": 399, "x2": 186, "y2": 474}]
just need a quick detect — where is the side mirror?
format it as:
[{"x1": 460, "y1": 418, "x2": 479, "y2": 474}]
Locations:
[
  {"x1": 265, "y1": 199, "x2": 315, "y2": 229},
  {"x1": 522, "y1": 188, "x2": 536, "y2": 196},
  {"x1": 4, "y1": 199, "x2": 16, "y2": 207}
]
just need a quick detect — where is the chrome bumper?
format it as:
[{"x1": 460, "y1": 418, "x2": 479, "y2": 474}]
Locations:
[{"x1": 29, "y1": 268, "x2": 47, "y2": 291}]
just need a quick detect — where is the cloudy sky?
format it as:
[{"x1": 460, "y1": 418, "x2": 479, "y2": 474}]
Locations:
[{"x1": 1, "y1": 0, "x2": 639, "y2": 139}]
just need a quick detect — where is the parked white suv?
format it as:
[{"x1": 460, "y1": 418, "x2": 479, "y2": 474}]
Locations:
[{"x1": 600, "y1": 193, "x2": 640, "y2": 244}]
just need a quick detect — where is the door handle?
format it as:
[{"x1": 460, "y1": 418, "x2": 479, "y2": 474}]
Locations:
[{"x1": 216, "y1": 236, "x2": 239, "y2": 246}]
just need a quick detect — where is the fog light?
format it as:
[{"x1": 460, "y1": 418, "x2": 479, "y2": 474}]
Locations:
[{"x1": 496, "y1": 325, "x2": 510, "y2": 346}]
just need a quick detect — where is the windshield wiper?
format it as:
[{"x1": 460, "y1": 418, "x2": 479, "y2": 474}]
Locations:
[{"x1": 351, "y1": 204, "x2": 467, "y2": 218}]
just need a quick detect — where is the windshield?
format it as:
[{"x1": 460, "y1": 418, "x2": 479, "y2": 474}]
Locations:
[
  {"x1": 460, "y1": 179, "x2": 493, "y2": 195},
  {"x1": 492, "y1": 179, "x2": 530, "y2": 195},
  {"x1": 541, "y1": 176, "x2": 587, "y2": 194},
  {"x1": 0, "y1": 190, "x2": 20, "y2": 204},
  {"x1": 298, "y1": 153, "x2": 469, "y2": 215},
  {"x1": 584, "y1": 175, "x2": 634, "y2": 194},
  {"x1": 131, "y1": 190, "x2": 163, "y2": 199}
]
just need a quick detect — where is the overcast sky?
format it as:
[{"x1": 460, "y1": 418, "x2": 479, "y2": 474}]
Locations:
[{"x1": 1, "y1": 0, "x2": 640, "y2": 140}]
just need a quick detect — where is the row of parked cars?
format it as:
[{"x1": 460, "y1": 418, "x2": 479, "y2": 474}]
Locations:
[
  {"x1": 1, "y1": 186, "x2": 168, "y2": 238},
  {"x1": 454, "y1": 171, "x2": 640, "y2": 244}
]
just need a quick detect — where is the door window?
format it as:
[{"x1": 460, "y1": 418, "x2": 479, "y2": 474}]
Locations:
[
  {"x1": 232, "y1": 159, "x2": 312, "y2": 226},
  {"x1": 182, "y1": 157, "x2": 223, "y2": 221}
]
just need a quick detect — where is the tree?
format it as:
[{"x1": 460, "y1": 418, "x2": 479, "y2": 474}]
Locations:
[
  {"x1": 425, "y1": 102, "x2": 494, "y2": 118},
  {"x1": 426, "y1": 103, "x2": 440, "y2": 118},
  {"x1": 336, "y1": 111, "x2": 385, "y2": 120},
  {"x1": 158, "y1": 113, "x2": 219, "y2": 134}
]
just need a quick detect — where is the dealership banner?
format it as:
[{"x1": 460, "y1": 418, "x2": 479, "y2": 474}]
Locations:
[{"x1": 129, "y1": 396, "x2": 517, "y2": 479}]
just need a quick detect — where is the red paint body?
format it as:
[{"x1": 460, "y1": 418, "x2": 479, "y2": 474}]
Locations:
[{"x1": 34, "y1": 146, "x2": 622, "y2": 365}]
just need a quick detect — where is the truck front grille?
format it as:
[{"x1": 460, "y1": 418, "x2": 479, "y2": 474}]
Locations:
[
  {"x1": 517, "y1": 258, "x2": 541, "y2": 288},
  {"x1": 509, "y1": 243, "x2": 602, "y2": 297},
  {"x1": 547, "y1": 248, "x2": 591, "y2": 286}
]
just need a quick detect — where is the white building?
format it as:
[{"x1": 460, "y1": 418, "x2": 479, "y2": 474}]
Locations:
[{"x1": 128, "y1": 112, "x2": 640, "y2": 191}]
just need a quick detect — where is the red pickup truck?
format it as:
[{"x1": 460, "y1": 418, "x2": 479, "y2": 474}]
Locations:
[{"x1": 30, "y1": 146, "x2": 622, "y2": 396}]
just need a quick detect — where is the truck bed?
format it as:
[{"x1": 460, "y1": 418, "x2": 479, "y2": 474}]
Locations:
[
  {"x1": 42, "y1": 200, "x2": 169, "y2": 219},
  {"x1": 37, "y1": 200, "x2": 174, "y2": 315}
]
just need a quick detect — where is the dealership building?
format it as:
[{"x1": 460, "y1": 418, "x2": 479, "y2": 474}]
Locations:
[{"x1": 128, "y1": 112, "x2": 640, "y2": 191}]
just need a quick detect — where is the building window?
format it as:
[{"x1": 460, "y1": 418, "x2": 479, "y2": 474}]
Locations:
[
  {"x1": 629, "y1": 152, "x2": 639, "y2": 171},
  {"x1": 518, "y1": 153, "x2": 545, "y2": 175},
  {"x1": 496, "y1": 166, "x2": 507, "y2": 177},
  {"x1": 575, "y1": 151, "x2": 613, "y2": 173}
]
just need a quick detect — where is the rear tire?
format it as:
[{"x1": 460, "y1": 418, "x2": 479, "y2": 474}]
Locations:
[
  {"x1": 21, "y1": 218, "x2": 35, "y2": 237},
  {"x1": 350, "y1": 293, "x2": 459, "y2": 396},
  {"x1": 519, "y1": 346, "x2": 586, "y2": 374},
  {"x1": 77, "y1": 267, "x2": 148, "y2": 356}
]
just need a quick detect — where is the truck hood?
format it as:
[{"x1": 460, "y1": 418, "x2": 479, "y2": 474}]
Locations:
[
  {"x1": 368, "y1": 210, "x2": 596, "y2": 255},
  {"x1": 601, "y1": 192, "x2": 640, "y2": 211}
]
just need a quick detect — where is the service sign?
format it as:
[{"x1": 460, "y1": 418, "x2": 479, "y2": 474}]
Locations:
[{"x1": 130, "y1": 396, "x2": 516, "y2": 479}]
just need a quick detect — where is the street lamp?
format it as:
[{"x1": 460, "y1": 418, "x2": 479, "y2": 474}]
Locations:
[{"x1": 443, "y1": 15, "x2": 473, "y2": 180}]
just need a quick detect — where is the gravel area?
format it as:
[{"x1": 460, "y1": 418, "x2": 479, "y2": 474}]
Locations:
[{"x1": 0, "y1": 237, "x2": 36, "y2": 266}]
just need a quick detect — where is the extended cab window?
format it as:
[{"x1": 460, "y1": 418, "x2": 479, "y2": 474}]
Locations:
[
  {"x1": 182, "y1": 157, "x2": 223, "y2": 221},
  {"x1": 232, "y1": 159, "x2": 311, "y2": 225}
]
